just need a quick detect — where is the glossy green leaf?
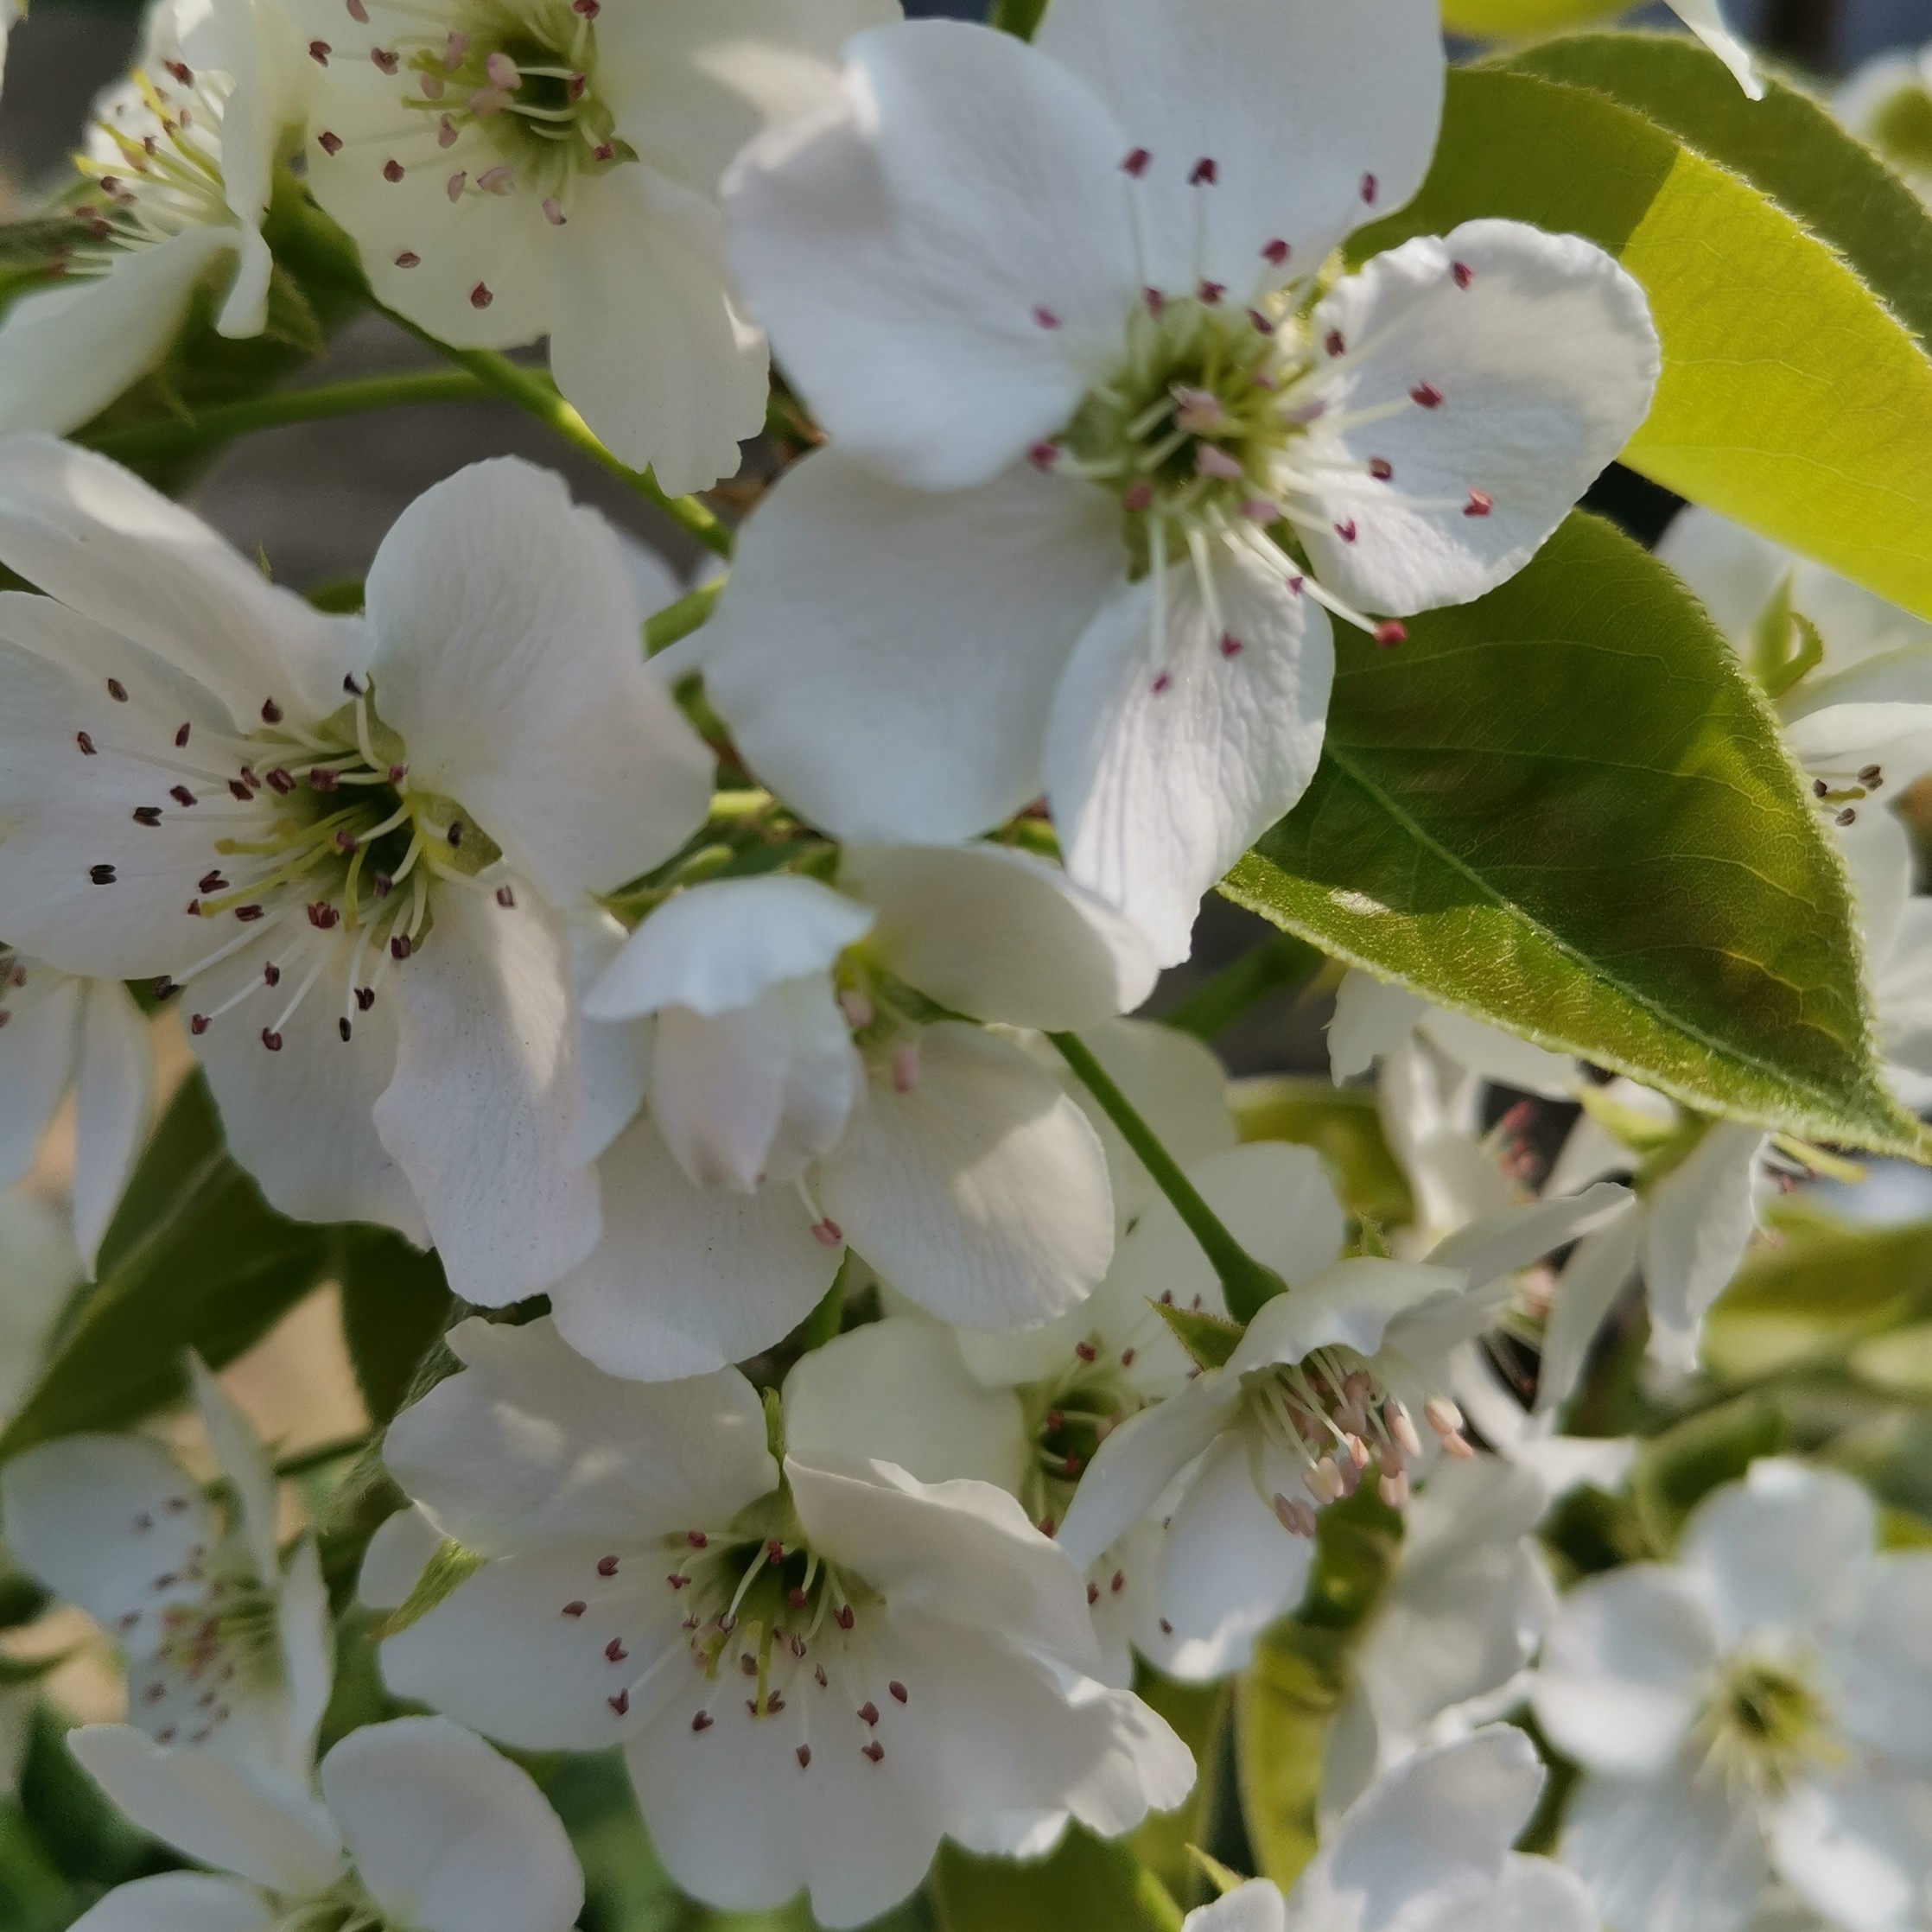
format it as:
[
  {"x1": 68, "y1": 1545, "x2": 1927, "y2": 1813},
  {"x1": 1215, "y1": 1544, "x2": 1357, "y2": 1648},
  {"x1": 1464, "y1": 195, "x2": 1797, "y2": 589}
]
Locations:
[
  {"x1": 1503, "y1": 34, "x2": 1932, "y2": 358},
  {"x1": 0, "y1": 1077, "x2": 336, "y2": 1459},
  {"x1": 1442, "y1": 0, "x2": 1625, "y2": 35},
  {"x1": 933, "y1": 1829, "x2": 1181, "y2": 1932},
  {"x1": 1353, "y1": 67, "x2": 1932, "y2": 622},
  {"x1": 1225, "y1": 515, "x2": 1920, "y2": 1157}
]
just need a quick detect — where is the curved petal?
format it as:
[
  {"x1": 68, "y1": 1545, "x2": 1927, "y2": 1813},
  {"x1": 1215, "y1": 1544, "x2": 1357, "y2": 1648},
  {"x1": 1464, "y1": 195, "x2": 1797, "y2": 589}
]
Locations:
[
  {"x1": 321, "y1": 1718, "x2": 582, "y2": 1932},
  {"x1": 1419, "y1": 1007, "x2": 1579, "y2": 1100},
  {"x1": 702, "y1": 450, "x2": 1119, "y2": 846},
  {"x1": 358, "y1": 1503, "x2": 442, "y2": 1613},
  {"x1": 1678, "y1": 1458, "x2": 1876, "y2": 1647},
  {"x1": 783, "y1": 1317, "x2": 1030, "y2": 1493},
  {"x1": 66, "y1": 1872, "x2": 276, "y2": 1932},
  {"x1": 1230, "y1": 1259, "x2": 1467, "y2": 1375},
  {"x1": 1036, "y1": 0, "x2": 1442, "y2": 299},
  {"x1": 724, "y1": 20, "x2": 1138, "y2": 490},
  {"x1": 1643, "y1": 1122, "x2": 1767, "y2": 1371},
  {"x1": 818, "y1": 1022, "x2": 1115, "y2": 1331},
  {"x1": 546, "y1": 1111, "x2": 840, "y2": 1381},
  {"x1": 566, "y1": 912, "x2": 650, "y2": 1167},
  {"x1": 364, "y1": 459, "x2": 712, "y2": 895},
  {"x1": 67, "y1": 1725, "x2": 345, "y2": 1896},
  {"x1": 275, "y1": 1538, "x2": 334, "y2": 1779},
  {"x1": 1667, "y1": 0, "x2": 1763, "y2": 99},
  {"x1": 188, "y1": 1353, "x2": 278, "y2": 1584},
  {"x1": 1535, "y1": 1200, "x2": 1643, "y2": 1416},
  {"x1": 0, "y1": 1193, "x2": 77, "y2": 1415},
  {"x1": 1185, "y1": 1880, "x2": 1287, "y2": 1932},
  {"x1": 1328, "y1": 971, "x2": 1429, "y2": 1083},
  {"x1": 0, "y1": 964, "x2": 80, "y2": 1192},
  {"x1": 0, "y1": 435, "x2": 368, "y2": 724},
  {"x1": 69, "y1": 978, "x2": 152, "y2": 1274},
  {"x1": 1046, "y1": 538, "x2": 1332, "y2": 966},
  {"x1": 1768, "y1": 1770, "x2": 1932, "y2": 1932},
  {"x1": 384, "y1": 1314, "x2": 776, "y2": 1549},
  {"x1": 1530, "y1": 1567, "x2": 1714, "y2": 1774},
  {"x1": 1826, "y1": 1552, "x2": 1932, "y2": 1771},
  {"x1": 549, "y1": 167, "x2": 768, "y2": 494},
  {"x1": 0, "y1": 230, "x2": 238, "y2": 440},
  {"x1": 373, "y1": 887, "x2": 595, "y2": 1306},
  {"x1": 1427, "y1": 1181, "x2": 1630, "y2": 1294},
  {"x1": 843, "y1": 842, "x2": 1157, "y2": 1029},
  {"x1": 1298, "y1": 221, "x2": 1659, "y2": 617}
]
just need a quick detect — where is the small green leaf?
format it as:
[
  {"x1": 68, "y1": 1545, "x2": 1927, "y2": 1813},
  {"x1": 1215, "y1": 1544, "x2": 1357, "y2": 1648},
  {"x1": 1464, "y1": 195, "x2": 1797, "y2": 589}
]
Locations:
[
  {"x1": 1353, "y1": 66, "x2": 1932, "y2": 623},
  {"x1": 1226, "y1": 515, "x2": 1918, "y2": 1158},
  {"x1": 1632, "y1": 1395, "x2": 1785, "y2": 1553},
  {"x1": 336, "y1": 1229, "x2": 453, "y2": 1426},
  {"x1": 0, "y1": 1077, "x2": 336, "y2": 1458},
  {"x1": 376, "y1": 1536, "x2": 483, "y2": 1640},
  {"x1": 1152, "y1": 1300, "x2": 1245, "y2": 1371}
]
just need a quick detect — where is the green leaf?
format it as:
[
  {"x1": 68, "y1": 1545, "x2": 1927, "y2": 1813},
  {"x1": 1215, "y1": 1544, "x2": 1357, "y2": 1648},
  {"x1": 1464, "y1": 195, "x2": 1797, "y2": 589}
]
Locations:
[
  {"x1": 1503, "y1": 35, "x2": 1932, "y2": 360},
  {"x1": 1228, "y1": 1077, "x2": 1414, "y2": 1228},
  {"x1": 1442, "y1": 0, "x2": 1625, "y2": 35},
  {"x1": 1632, "y1": 1395, "x2": 1785, "y2": 1552},
  {"x1": 0, "y1": 1077, "x2": 336, "y2": 1459},
  {"x1": 1236, "y1": 1488, "x2": 1401, "y2": 1890},
  {"x1": 1224, "y1": 514, "x2": 1919, "y2": 1157},
  {"x1": 1352, "y1": 66, "x2": 1932, "y2": 623},
  {"x1": 933, "y1": 1829, "x2": 1181, "y2": 1932},
  {"x1": 336, "y1": 1228, "x2": 453, "y2": 1426},
  {"x1": 1152, "y1": 1300, "x2": 1245, "y2": 1370}
]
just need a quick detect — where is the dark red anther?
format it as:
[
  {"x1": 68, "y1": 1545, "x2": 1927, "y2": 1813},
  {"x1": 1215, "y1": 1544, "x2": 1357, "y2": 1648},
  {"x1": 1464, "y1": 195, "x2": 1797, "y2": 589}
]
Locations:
[
  {"x1": 469, "y1": 282, "x2": 493, "y2": 308},
  {"x1": 264, "y1": 963, "x2": 281, "y2": 987},
  {"x1": 171, "y1": 785, "x2": 196, "y2": 807},
  {"x1": 862, "y1": 1740, "x2": 885, "y2": 1763},
  {"x1": 562, "y1": 1600, "x2": 587, "y2": 1617},
  {"x1": 1335, "y1": 518, "x2": 1358, "y2": 543},
  {"x1": 606, "y1": 1637, "x2": 628, "y2": 1662},
  {"x1": 686, "y1": 1530, "x2": 709, "y2": 1548},
  {"x1": 797, "y1": 1745, "x2": 811, "y2": 1767},
  {"x1": 107, "y1": 677, "x2": 129, "y2": 702},
  {"x1": 316, "y1": 129, "x2": 344, "y2": 154},
  {"x1": 889, "y1": 1681, "x2": 907, "y2": 1703},
  {"x1": 1368, "y1": 457, "x2": 1394, "y2": 481},
  {"x1": 394, "y1": 250, "x2": 418, "y2": 266},
  {"x1": 1144, "y1": 287, "x2": 1165, "y2": 317},
  {"x1": 236, "y1": 904, "x2": 265, "y2": 921},
  {"x1": 371, "y1": 45, "x2": 398, "y2": 71},
  {"x1": 1122, "y1": 147, "x2": 1152, "y2": 177},
  {"x1": 153, "y1": 977, "x2": 176, "y2": 1001},
  {"x1": 338, "y1": 1018, "x2": 353, "y2": 1042},
  {"x1": 1262, "y1": 238, "x2": 1289, "y2": 265},
  {"x1": 1032, "y1": 305, "x2": 1060, "y2": 329},
  {"x1": 446, "y1": 820, "x2": 464, "y2": 848},
  {"x1": 198, "y1": 870, "x2": 226, "y2": 893},
  {"x1": 859, "y1": 1701, "x2": 879, "y2": 1725},
  {"x1": 1361, "y1": 171, "x2": 1377, "y2": 204},
  {"x1": 690, "y1": 1710, "x2": 712, "y2": 1732},
  {"x1": 190, "y1": 1014, "x2": 209, "y2": 1035},
  {"x1": 76, "y1": 731, "x2": 96, "y2": 754},
  {"x1": 260, "y1": 697, "x2": 283, "y2": 725},
  {"x1": 1325, "y1": 329, "x2": 1345, "y2": 357},
  {"x1": 175, "y1": 721, "x2": 192, "y2": 747},
  {"x1": 836, "y1": 1605, "x2": 855, "y2": 1630},
  {"x1": 334, "y1": 830, "x2": 358, "y2": 853},
  {"x1": 597, "y1": 1554, "x2": 620, "y2": 1576},
  {"x1": 1150, "y1": 672, "x2": 1171, "y2": 695},
  {"x1": 1189, "y1": 156, "x2": 1217, "y2": 185},
  {"x1": 1220, "y1": 632, "x2": 1243, "y2": 659},
  {"x1": 607, "y1": 1689, "x2": 629, "y2": 1716},
  {"x1": 266, "y1": 768, "x2": 296, "y2": 794},
  {"x1": 1452, "y1": 261, "x2": 1473, "y2": 289},
  {"x1": 495, "y1": 885, "x2": 515, "y2": 907},
  {"x1": 228, "y1": 779, "x2": 252, "y2": 801},
  {"x1": 308, "y1": 766, "x2": 338, "y2": 791},
  {"x1": 307, "y1": 902, "x2": 339, "y2": 929},
  {"x1": 132, "y1": 806, "x2": 162, "y2": 826},
  {"x1": 1074, "y1": 1341, "x2": 1096, "y2": 1362},
  {"x1": 1121, "y1": 1347, "x2": 1137, "y2": 1367},
  {"x1": 1028, "y1": 441, "x2": 1059, "y2": 471},
  {"x1": 788, "y1": 1586, "x2": 810, "y2": 1610},
  {"x1": 1198, "y1": 280, "x2": 1224, "y2": 304},
  {"x1": 1464, "y1": 489, "x2": 1493, "y2": 518},
  {"x1": 383, "y1": 158, "x2": 404, "y2": 181},
  {"x1": 356, "y1": 987, "x2": 375, "y2": 1010},
  {"x1": 1372, "y1": 620, "x2": 1406, "y2": 650},
  {"x1": 261, "y1": 1028, "x2": 283, "y2": 1052},
  {"x1": 1087, "y1": 1581, "x2": 1100, "y2": 1605},
  {"x1": 390, "y1": 934, "x2": 411, "y2": 960}
]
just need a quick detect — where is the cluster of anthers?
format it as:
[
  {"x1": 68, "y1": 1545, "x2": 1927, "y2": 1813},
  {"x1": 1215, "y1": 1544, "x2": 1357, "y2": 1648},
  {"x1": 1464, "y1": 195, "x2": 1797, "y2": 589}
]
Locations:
[
  {"x1": 1811, "y1": 759, "x2": 1885, "y2": 829},
  {"x1": 1242, "y1": 1348, "x2": 1472, "y2": 1534},
  {"x1": 1692, "y1": 1653, "x2": 1841, "y2": 1800}
]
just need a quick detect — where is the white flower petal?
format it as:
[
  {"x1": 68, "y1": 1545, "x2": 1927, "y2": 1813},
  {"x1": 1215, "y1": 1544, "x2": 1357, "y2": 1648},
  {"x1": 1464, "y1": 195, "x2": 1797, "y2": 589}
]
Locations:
[
  {"x1": 1299, "y1": 221, "x2": 1658, "y2": 617},
  {"x1": 550, "y1": 168, "x2": 766, "y2": 494},
  {"x1": 703, "y1": 451, "x2": 1119, "y2": 846},
  {"x1": 65, "y1": 1873, "x2": 276, "y2": 1932},
  {"x1": 1678, "y1": 1457, "x2": 1876, "y2": 1646},
  {"x1": 547, "y1": 1111, "x2": 840, "y2": 1381},
  {"x1": 67, "y1": 1725, "x2": 345, "y2": 1896},
  {"x1": 1826, "y1": 1552, "x2": 1932, "y2": 1771},
  {"x1": 1417, "y1": 1007, "x2": 1578, "y2": 1100},
  {"x1": 0, "y1": 1192, "x2": 77, "y2": 1414},
  {"x1": 842, "y1": 842, "x2": 1158, "y2": 1030},
  {"x1": 275, "y1": 1537, "x2": 334, "y2": 1779},
  {"x1": 1328, "y1": 972, "x2": 1429, "y2": 1083},
  {"x1": 1427, "y1": 1181, "x2": 1630, "y2": 1293},
  {"x1": 725, "y1": 20, "x2": 1137, "y2": 490},
  {"x1": 0, "y1": 435, "x2": 368, "y2": 724},
  {"x1": 1230, "y1": 1258, "x2": 1468, "y2": 1375},
  {"x1": 364, "y1": 458, "x2": 711, "y2": 895},
  {"x1": 1402, "y1": 1856, "x2": 1599, "y2": 1932},
  {"x1": 0, "y1": 231, "x2": 238, "y2": 440},
  {"x1": 1535, "y1": 1200, "x2": 1643, "y2": 1416},
  {"x1": 1643, "y1": 1122, "x2": 1768, "y2": 1371},
  {"x1": 1768, "y1": 1770, "x2": 1932, "y2": 1932},
  {"x1": 1667, "y1": 0, "x2": 1764, "y2": 99},
  {"x1": 188, "y1": 1354, "x2": 278, "y2": 1583},
  {"x1": 1037, "y1": 0, "x2": 1442, "y2": 297},
  {"x1": 1046, "y1": 541, "x2": 1332, "y2": 967},
  {"x1": 566, "y1": 912, "x2": 650, "y2": 1167},
  {"x1": 819, "y1": 1023, "x2": 1115, "y2": 1330},
  {"x1": 321, "y1": 1717, "x2": 582, "y2": 1932},
  {"x1": 373, "y1": 887, "x2": 594, "y2": 1306},
  {"x1": 789, "y1": 1455, "x2": 1099, "y2": 1668},
  {"x1": 1559, "y1": 1764, "x2": 1769, "y2": 1932},
  {"x1": 783, "y1": 1316, "x2": 1030, "y2": 1494},
  {"x1": 1185, "y1": 1879, "x2": 1286, "y2": 1932},
  {"x1": 1531, "y1": 1567, "x2": 1715, "y2": 1774},
  {"x1": 588, "y1": 874, "x2": 872, "y2": 1021},
  {"x1": 1654, "y1": 505, "x2": 1788, "y2": 647},
  {"x1": 0, "y1": 963, "x2": 79, "y2": 1192},
  {"x1": 384, "y1": 1315, "x2": 776, "y2": 1550},
  {"x1": 69, "y1": 978, "x2": 151, "y2": 1274},
  {"x1": 358, "y1": 1503, "x2": 442, "y2": 1614}
]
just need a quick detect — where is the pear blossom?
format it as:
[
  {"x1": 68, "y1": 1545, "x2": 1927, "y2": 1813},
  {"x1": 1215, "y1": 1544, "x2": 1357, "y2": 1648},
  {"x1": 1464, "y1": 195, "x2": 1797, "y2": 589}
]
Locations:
[
  {"x1": 0, "y1": 951, "x2": 151, "y2": 1273},
  {"x1": 293, "y1": 0, "x2": 897, "y2": 492},
  {"x1": 0, "y1": 439, "x2": 711, "y2": 1302},
  {"x1": 704, "y1": 0, "x2": 1659, "y2": 961},
  {"x1": 374, "y1": 1315, "x2": 1193, "y2": 1928},
  {"x1": 0, "y1": 0, "x2": 306, "y2": 440},
  {"x1": 64, "y1": 1713, "x2": 582, "y2": 1932},
  {"x1": 0, "y1": 1357, "x2": 331, "y2": 1779},
  {"x1": 1179, "y1": 1729, "x2": 1595, "y2": 1932},
  {"x1": 1533, "y1": 1457, "x2": 1932, "y2": 1932},
  {"x1": 548, "y1": 844, "x2": 1156, "y2": 1378},
  {"x1": 785, "y1": 1140, "x2": 1350, "y2": 1683}
]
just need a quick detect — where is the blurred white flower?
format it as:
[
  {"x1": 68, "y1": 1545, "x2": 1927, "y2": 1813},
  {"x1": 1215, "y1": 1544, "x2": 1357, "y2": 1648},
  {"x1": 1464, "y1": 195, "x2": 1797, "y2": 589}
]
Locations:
[
  {"x1": 707, "y1": 0, "x2": 1657, "y2": 961},
  {"x1": 0, "y1": 439, "x2": 710, "y2": 1304},
  {"x1": 375, "y1": 1315, "x2": 1192, "y2": 1929},
  {"x1": 65, "y1": 1713, "x2": 582, "y2": 1932},
  {"x1": 293, "y1": 0, "x2": 896, "y2": 491},
  {"x1": 1, "y1": 1356, "x2": 331, "y2": 1780},
  {"x1": 1534, "y1": 1458, "x2": 1932, "y2": 1932},
  {"x1": 0, "y1": 0, "x2": 306, "y2": 439},
  {"x1": 1840, "y1": 45, "x2": 1932, "y2": 201}
]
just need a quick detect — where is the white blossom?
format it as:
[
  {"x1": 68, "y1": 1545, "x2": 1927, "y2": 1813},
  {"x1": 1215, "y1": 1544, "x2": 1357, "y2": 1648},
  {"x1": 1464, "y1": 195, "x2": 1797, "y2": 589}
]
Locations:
[
  {"x1": 1181, "y1": 1728, "x2": 1595, "y2": 1932},
  {"x1": 1533, "y1": 1457, "x2": 1932, "y2": 1932},
  {"x1": 0, "y1": 1190, "x2": 75, "y2": 1425},
  {"x1": 0, "y1": 0, "x2": 306, "y2": 439},
  {"x1": 64, "y1": 1713, "x2": 582, "y2": 1932},
  {"x1": 704, "y1": 0, "x2": 1658, "y2": 961},
  {"x1": 548, "y1": 845, "x2": 1155, "y2": 1377},
  {"x1": 0, "y1": 1356, "x2": 331, "y2": 1780},
  {"x1": 0, "y1": 438, "x2": 711, "y2": 1304},
  {"x1": 1840, "y1": 45, "x2": 1932, "y2": 202},
  {"x1": 292, "y1": 0, "x2": 897, "y2": 492},
  {"x1": 372, "y1": 1315, "x2": 1192, "y2": 1927}
]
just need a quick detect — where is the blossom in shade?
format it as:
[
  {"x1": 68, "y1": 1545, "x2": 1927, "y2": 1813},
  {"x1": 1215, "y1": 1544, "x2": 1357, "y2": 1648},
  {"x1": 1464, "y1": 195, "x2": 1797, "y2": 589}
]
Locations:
[
  {"x1": 0, "y1": 438, "x2": 711, "y2": 1304},
  {"x1": 1, "y1": 1356, "x2": 331, "y2": 1780},
  {"x1": 706, "y1": 0, "x2": 1659, "y2": 960},
  {"x1": 375, "y1": 1315, "x2": 1193, "y2": 1928},
  {"x1": 63, "y1": 1713, "x2": 582, "y2": 1932}
]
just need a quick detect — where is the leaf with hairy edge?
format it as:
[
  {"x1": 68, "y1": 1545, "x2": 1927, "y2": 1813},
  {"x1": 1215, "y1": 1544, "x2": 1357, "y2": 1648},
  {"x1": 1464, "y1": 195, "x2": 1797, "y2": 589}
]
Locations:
[
  {"x1": 1352, "y1": 66, "x2": 1932, "y2": 623},
  {"x1": 1153, "y1": 1300, "x2": 1244, "y2": 1371},
  {"x1": 1225, "y1": 515, "x2": 1921, "y2": 1158}
]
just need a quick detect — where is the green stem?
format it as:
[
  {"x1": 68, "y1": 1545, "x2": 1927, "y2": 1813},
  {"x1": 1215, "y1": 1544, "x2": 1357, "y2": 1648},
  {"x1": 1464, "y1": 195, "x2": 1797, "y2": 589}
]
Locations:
[
  {"x1": 81, "y1": 370, "x2": 492, "y2": 464},
  {"x1": 644, "y1": 577, "x2": 725, "y2": 656},
  {"x1": 1134, "y1": 1866, "x2": 1186, "y2": 1932},
  {"x1": 1160, "y1": 931, "x2": 1323, "y2": 1041},
  {"x1": 1049, "y1": 1031, "x2": 1286, "y2": 1323},
  {"x1": 275, "y1": 1433, "x2": 372, "y2": 1480},
  {"x1": 387, "y1": 313, "x2": 733, "y2": 560}
]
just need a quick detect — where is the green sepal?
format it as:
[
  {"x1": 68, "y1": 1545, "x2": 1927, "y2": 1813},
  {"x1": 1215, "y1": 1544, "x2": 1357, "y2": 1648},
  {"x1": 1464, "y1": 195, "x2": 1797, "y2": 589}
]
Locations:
[{"x1": 1153, "y1": 1300, "x2": 1245, "y2": 1372}]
